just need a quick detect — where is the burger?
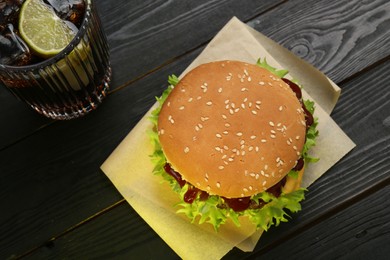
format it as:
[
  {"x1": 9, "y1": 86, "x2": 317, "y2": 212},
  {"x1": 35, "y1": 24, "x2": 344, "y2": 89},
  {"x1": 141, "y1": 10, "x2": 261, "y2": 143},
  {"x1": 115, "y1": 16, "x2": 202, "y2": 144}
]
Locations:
[{"x1": 149, "y1": 59, "x2": 318, "y2": 231}]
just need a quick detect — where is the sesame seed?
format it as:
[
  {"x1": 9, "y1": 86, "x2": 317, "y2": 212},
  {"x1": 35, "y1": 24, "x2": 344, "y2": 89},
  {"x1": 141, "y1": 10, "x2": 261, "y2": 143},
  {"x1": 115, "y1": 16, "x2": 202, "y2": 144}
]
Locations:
[
  {"x1": 228, "y1": 158, "x2": 234, "y2": 162},
  {"x1": 259, "y1": 81, "x2": 265, "y2": 85},
  {"x1": 197, "y1": 123, "x2": 203, "y2": 129},
  {"x1": 236, "y1": 132, "x2": 243, "y2": 136},
  {"x1": 223, "y1": 131, "x2": 228, "y2": 135},
  {"x1": 241, "y1": 151, "x2": 246, "y2": 156},
  {"x1": 195, "y1": 125, "x2": 200, "y2": 131},
  {"x1": 167, "y1": 102, "x2": 171, "y2": 107},
  {"x1": 265, "y1": 165, "x2": 269, "y2": 170},
  {"x1": 200, "y1": 116, "x2": 209, "y2": 122},
  {"x1": 250, "y1": 173, "x2": 256, "y2": 177},
  {"x1": 216, "y1": 182, "x2": 221, "y2": 188},
  {"x1": 241, "y1": 87, "x2": 248, "y2": 92},
  {"x1": 218, "y1": 88, "x2": 223, "y2": 93},
  {"x1": 222, "y1": 154, "x2": 227, "y2": 159},
  {"x1": 250, "y1": 135, "x2": 257, "y2": 140},
  {"x1": 293, "y1": 145, "x2": 298, "y2": 150},
  {"x1": 223, "y1": 145, "x2": 229, "y2": 150},
  {"x1": 235, "y1": 108, "x2": 240, "y2": 112},
  {"x1": 225, "y1": 99, "x2": 230, "y2": 104},
  {"x1": 279, "y1": 106, "x2": 283, "y2": 111},
  {"x1": 296, "y1": 136, "x2": 300, "y2": 140},
  {"x1": 179, "y1": 106, "x2": 185, "y2": 110},
  {"x1": 261, "y1": 139, "x2": 267, "y2": 143},
  {"x1": 255, "y1": 174, "x2": 260, "y2": 180},
  {"x1": 270, "y1": 134, "x2": 276, "y2": 139},
  {"x1": 215, "y1": 147, "x2": 221, "y2": 151},
  {"x1": 249, "y1": 186, "x2": 253, "y2": 191},
  {"x1": 188, "y1": 98, "x2": 193, "y2": 102},
  {"x1": 248, "y1": 102, "x2": 252, "y2": 108},
  {"x1": 243, "y1": 188, "x2": 248, "y2": 193},
  {"x1": 216, "y1": 133, "x2": 222, "y2": 138},
  {"x1": 262, "y1": 181, "x2": 267, "y2": 186},
  {"x1": 255, "y1": 146, "x2": 259, "y2": 152},
  {"x1": 222, "y1": 114, "x2": 227, "y2": 120},
  {"x1": 241, "y1": 103, "x2": 246, "y2": 109},
  {"x1": 251, "y1": 110, "x2": 258, "y2": 115},
  {"x1": 244, "y1": 98, "x2": 248, "y2": 102},
  {"x1": 225, "y1": 123, "x2": 231, "y2": 127},
  {"x1": 197, "y1": 96, "x2": 202, "y2": 100},
  {"x1": 255, "y1": 105, "x2": 261, "y2": 110},
  {"x1": 206, "y1": 101, "x2": 213, "y2": 106},
  {"x1": 271, "y1": 130, "x2": 276, "y2": 134},
  {"x1": 184, "y1": 147, "x2": 190, "y2": 153},
  {"x1": 219, "y1": 166, "x2": 224, "y2": 170},
  {"x1": 229, "y1": 109, "x2": 234, "y2": 115},
  {"x1": 269, "y1": 121, "x2": 275, "y2": 127},
  {"x1": 240, "y1": 140, "x2": 245, "y2": 145},
  {"x1": 248, "y1": 76, "x2": 252, "y2": 82},
  {"x1": 256, "y1": 101, "x2": 261, "y2": 105},
  {"x1": 244, "y1": 69, "x2": 249, "y2": 76}
]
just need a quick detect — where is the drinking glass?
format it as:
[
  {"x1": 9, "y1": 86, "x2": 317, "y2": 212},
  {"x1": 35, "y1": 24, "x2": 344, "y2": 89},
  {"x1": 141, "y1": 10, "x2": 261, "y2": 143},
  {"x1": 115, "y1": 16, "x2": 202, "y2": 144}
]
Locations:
[{"x1": 0, "y1": 0, "x2": 111, "y2": 120}]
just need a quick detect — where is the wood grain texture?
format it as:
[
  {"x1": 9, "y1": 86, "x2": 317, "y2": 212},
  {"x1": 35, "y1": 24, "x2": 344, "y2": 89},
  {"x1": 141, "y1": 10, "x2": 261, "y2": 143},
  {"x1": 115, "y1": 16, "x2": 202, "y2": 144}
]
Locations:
[
  {"x1": 252, "y1": 186, "x2": 390, "y2": 259},
  {"x1": 26, "y1": 202, "x2": 181, "y2": 259},
  {"x1": 1, "y1": 0, "x2": 390, "y2": 258},
  {"x1": 248, "y1": 0, "x2": 390, "y2": 83}
]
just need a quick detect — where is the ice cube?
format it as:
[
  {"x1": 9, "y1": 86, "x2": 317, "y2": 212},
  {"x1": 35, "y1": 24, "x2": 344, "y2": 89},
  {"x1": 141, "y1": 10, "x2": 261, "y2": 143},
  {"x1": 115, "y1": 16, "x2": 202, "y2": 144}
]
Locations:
[
  {"x1": 45, "y1": 0, "x2": 85, "y2": 28},
  {"x1": 0, "y1": 23, "x2": 31, "y2": 66},
  {"x1": 0, "y1": 0, "x2": 25, "y2": 29}
]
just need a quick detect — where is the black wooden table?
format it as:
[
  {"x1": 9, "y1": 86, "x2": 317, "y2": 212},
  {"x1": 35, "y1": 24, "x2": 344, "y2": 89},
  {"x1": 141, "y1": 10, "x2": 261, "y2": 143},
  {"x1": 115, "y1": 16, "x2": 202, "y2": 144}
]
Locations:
[{"x1": 1, "y1": 0, "x2": 389, "y2": 259}]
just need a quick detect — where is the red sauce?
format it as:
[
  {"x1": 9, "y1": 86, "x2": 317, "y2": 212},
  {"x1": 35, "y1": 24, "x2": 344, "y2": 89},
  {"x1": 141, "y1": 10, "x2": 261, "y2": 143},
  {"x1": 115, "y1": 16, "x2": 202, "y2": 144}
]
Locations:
[
  {"x1": 292, "y1": 157, "x2": 304, "y2": 171},
  {"x1": 163, "y1": 163, "x2": 186, "y2": 187},
  {"x1": 282, "y1": 78, "x2": 302, "y2": 99},
  {"x1": 224, "y1": 197, "x2": 251, "y2": 212},
  {"x1": 282, "y1": 78, "x2": 314, "y2": 129}
]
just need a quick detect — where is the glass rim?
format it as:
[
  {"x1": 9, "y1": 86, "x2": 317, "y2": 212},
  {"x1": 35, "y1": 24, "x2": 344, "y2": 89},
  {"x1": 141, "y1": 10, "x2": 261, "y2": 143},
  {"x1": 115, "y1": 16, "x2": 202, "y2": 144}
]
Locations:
[{"x1": 0, "y1": 0, "x2": 92, "y2": 72}]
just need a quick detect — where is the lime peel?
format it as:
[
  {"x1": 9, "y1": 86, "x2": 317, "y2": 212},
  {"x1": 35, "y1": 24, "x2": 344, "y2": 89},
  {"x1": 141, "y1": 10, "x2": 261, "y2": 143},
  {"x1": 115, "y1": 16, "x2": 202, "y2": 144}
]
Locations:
[{"x1": 19, "y1": 0, "x2": 78, "y2": 58}]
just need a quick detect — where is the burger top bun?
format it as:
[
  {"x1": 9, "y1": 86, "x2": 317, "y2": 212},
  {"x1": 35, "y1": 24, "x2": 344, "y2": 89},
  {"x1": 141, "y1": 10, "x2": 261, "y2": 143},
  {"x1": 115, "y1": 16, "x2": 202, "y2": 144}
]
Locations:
[{"x1": 158, "y1": 60, "x2": 306, "y2": 198}]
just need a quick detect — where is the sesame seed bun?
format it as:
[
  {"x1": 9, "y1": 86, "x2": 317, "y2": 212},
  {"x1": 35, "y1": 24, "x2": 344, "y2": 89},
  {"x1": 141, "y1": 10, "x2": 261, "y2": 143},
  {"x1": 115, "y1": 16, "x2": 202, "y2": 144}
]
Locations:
[{"x1": 157, "y1": 60, "x2": 306, "y2": 198}]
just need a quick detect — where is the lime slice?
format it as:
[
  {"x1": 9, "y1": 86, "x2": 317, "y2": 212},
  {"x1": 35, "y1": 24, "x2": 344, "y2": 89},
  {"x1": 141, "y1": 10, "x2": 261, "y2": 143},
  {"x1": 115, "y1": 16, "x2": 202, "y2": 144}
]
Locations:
[{"x1": 19, "y1": 0, "x2": 77, "y2": 58}]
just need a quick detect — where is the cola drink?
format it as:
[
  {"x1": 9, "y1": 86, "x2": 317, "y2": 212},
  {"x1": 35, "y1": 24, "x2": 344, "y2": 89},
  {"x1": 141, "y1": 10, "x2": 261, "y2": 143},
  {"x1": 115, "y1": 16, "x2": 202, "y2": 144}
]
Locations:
[
  {"x1": 0, "y1": 0, "x2": 111, "y2": 120},
  {"x1": 0, "y1": 0, "x2": 86, "y2": 66}
]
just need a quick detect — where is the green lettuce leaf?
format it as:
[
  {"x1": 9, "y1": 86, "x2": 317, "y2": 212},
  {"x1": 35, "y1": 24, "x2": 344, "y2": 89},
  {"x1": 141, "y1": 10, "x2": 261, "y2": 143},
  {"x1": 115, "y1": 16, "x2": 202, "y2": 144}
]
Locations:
[{"x1": 148, "y1": 60, "x2": 319, "y2": 231}]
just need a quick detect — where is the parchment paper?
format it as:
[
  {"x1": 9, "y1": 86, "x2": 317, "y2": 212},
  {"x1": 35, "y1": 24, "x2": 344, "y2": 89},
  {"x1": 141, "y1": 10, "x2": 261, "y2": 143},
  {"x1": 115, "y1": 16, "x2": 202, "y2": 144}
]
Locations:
[{"x1": 101, "y1": 17, "x2": 356, "y2": 260}]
